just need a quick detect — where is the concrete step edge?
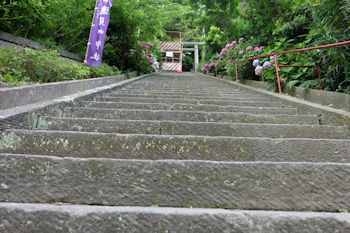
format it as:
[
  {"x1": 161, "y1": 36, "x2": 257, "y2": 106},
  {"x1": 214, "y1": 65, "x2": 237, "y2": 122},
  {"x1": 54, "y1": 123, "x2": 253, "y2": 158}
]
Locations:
[
  {"x1": 38, "y1": 117, "x2": 343, "y2": 129},
  {"x1": 4, "y1": 204, "x2": 349, "y2": 233},
  {"x1": 65, "y1": 107, "x2": 300, "y2": 114},
  {"x1": 36, "y1": 117, "x2": 349, "y2": 139}
]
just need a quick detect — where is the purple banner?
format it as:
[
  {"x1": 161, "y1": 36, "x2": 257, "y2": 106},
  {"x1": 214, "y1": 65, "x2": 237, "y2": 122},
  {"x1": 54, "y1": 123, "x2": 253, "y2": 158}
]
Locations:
[{"x1": 85, "y1": 0, "x2": 113, "y2": 67}]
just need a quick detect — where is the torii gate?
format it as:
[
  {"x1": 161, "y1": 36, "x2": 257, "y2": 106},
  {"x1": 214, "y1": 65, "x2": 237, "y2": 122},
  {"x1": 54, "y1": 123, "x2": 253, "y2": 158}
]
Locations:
[{"x1": 183, "y1": 42, "x2": 206, "y2": 71}]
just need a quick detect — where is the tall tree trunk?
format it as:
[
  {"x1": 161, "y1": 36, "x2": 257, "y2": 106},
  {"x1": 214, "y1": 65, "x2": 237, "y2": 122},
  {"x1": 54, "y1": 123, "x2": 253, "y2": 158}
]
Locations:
[{"x1": 273, "y1": 0, "x2": 282, "y2": 16}]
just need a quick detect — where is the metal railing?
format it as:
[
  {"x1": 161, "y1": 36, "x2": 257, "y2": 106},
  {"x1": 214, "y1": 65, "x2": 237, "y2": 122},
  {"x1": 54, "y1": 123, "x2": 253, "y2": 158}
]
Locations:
[{"x1": 232, "y1": 40, "x2": 350, "y2": 95}]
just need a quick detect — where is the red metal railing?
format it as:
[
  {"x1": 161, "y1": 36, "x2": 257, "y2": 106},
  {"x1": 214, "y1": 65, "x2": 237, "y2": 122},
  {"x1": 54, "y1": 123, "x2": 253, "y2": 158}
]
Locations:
[{"x1": 233, "y1": 40, "x2": 350, "y2": 95}]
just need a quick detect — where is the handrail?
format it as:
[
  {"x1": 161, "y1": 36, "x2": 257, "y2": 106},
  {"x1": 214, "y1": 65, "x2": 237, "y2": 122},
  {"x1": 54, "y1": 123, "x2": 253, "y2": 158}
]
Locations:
[{"x1": 232, "y1": 40, "x2": 350, "y2": 94}]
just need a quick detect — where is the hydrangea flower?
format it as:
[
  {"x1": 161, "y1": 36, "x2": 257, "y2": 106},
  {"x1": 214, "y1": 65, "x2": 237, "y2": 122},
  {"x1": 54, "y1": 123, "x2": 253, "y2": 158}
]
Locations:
[
  {"x1": 263, "y1": 61, "x2": 271, "y2": 70},
  {"x1": 254, "y1": 47, "x2": 261, "y2": 52},
  {"x1": 252, "y1": 59, "x2": 260, "y2": 68},
  {"x1": 208, "y1": 62, "x2": 216, "y2": 69},
  {"x1": 239, "y1": 50, "x2": 245, "y2": 55},
  {"x1": 230, "y1": 41, "x2": 237, "y2": 47},
  {"x1": 255, "y1": 66, "x2": 263, "y2": 76},
  {"x1": 270, "y1": 56, "x2": 275, "y2": 62},
  {"x1": 239, "y1": 37, "x2": 245, "y2": 43},
  {"x1": 246, "y1": 46, "x2": 253, "y2": 51}
]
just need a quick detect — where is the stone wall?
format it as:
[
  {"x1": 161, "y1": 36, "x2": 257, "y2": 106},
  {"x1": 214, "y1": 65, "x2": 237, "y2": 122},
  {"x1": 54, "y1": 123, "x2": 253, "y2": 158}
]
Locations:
[
  {"x1": 238, "y1": 79, "x2": 350, "y2": 111},
  {"x1": 0, "y1": 72, "x2": 138, "y2": 110}
]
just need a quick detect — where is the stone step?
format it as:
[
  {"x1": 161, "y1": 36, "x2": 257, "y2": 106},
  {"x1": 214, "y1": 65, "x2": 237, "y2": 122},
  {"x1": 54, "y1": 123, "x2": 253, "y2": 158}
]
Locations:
[
  {"x1": 79, "y1": 102, "x2": 295, "y2": 114},
  {"x1": 81, "y1": 101, "x2": 172, "y2": 110},
  {"x1": 1, "y1": 203, "x2": 349, "y2": 233},
  {"x1": 0, "y1": 154, "x2": 349, "y2": 212},
  {"x1": 37, "y1": 117, "x2": 349, "y2": 139},
  {"x1": 120, "y1": 87, "x2": 242, "y2": 93},
  {"x1": 110, "y1": 90, "x2": 246, "y2": 97},
  {"x1": 81, "y1": 101, "x2": 285, "y2": 110},
  {"x1": 95, "y1": 96, "x2": 280, "y2": 106},
  {"x1": 1, "y1": 130, "x2": 350, "y2": 162},
  {"x1": 104, "y1": 93, "x2": 261, "y2": 100},
  {"x1": 115, "y1": 88, "x2": 244, "y2": 93},
  {"x1": 60, "y1": 108, "x2": 301, "y2": 122}
]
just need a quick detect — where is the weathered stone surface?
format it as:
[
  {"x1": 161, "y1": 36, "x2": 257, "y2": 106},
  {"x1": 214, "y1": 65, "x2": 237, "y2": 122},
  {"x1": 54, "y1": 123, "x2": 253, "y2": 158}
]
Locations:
[
  {"x1": 172, "y1": 104, "x2": 298, "y2": 114},
  {"x1": 95, "y1": 96, "x2": 283, "y2": 107},
  {"x1": 37, "y1": 117, "x2": 349, "y2": 139},
  {"x1": 80, "y1": 101, "x2": 172, "y2": 110},
  {"x1": 81, "y1": 101, "x2": 294, "y2": 114},
  {"x1": 104, "y1": 93, "x2": 263, "y2": 101},
  {"x1": 0, "y1": 154, "x2": 349, "y2": 211},
  {"x1": 1, "y1": 130, "x2": 350, "y2": 162},
  {"x1": 82, "y1": 101, "x2": 293, "y2": 114},
  {"x1": 107, "y1": 91, "x2": 250, "y2": 98},
  {"x1": 111, "y1": 90, "x2": 244, "y2": 95},
  {"x1": 60, "y1": 108, "x2": 306, "y2": 123},
  {"x1": 1, "y1": 204, "x2": 350, "y2": 233},
  {"x1": 0, "y1": 73, "x2": 138, "y2": 110},
  {"x1": 1, "y1": 72, "x2": 350, "y2": 232}
]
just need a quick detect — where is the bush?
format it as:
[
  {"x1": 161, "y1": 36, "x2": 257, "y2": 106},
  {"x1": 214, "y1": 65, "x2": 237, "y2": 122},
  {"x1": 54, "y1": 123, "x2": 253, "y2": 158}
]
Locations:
[{"x1": 0, "y1": 48, "x2": 120, "y2": 85}]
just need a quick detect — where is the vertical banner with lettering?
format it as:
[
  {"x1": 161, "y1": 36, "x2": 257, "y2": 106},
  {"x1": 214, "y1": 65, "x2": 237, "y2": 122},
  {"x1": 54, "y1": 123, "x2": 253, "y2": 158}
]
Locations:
[{"x1": 85, "y1": 0, "x2": 113, "y2": 67}]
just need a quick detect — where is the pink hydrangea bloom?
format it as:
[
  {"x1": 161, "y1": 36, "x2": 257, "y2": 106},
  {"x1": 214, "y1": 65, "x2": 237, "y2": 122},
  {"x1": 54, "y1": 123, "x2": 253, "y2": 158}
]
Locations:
[
  {"x1": 246, "y1": 46, "x2": 253, "y2": 51},
  {"x1": 239, "y1": 50, "x2": 245, "y2": 55},
  {"x1": 230, "y1": 41, "x2": 237, "y2": 47},
  {"x1": 239, "y1": 37, "x2": 245, "y2": 43},
  {"x1": 255, "y1": 66, "x2": 263, "y2": 76}
]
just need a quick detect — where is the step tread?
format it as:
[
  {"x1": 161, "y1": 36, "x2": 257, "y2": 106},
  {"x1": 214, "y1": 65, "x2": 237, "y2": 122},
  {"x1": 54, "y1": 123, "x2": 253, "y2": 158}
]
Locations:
[
  {"x1": 1, "y1": 153, "x2": 349, "y2": 212},
  {"x1": 1, "y1": 130, "x2": 350, "y2": 162},
  {"x1": 37, "y1": 117, "x2": 349, "y2": 139}
]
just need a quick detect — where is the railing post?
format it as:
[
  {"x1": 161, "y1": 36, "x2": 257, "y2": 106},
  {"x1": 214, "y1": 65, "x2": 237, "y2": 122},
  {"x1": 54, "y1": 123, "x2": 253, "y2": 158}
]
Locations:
[
  {"x1": 274, "y1": 55, "x2": 283, "y2": 95},
  {"x1": 316, "y1": 66, "x2": 323, "y2": 90},
  {"x1": 235, "y1": 62, "x2": 239, "y2": 81}
]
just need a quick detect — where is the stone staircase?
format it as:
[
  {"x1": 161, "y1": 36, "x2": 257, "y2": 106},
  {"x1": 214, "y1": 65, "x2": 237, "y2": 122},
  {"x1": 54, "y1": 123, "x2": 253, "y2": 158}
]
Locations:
[{"x1": 0, "y1": 73, "x2": 350, "y2": 232}]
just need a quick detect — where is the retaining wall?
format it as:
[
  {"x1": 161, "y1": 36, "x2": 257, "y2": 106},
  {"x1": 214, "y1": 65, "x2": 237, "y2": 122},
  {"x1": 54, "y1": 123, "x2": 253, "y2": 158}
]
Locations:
[
  {"x1": 237, "y1": 79, "x2": 350, "y2": 111},
  {"x1": 218, "y1": 76, "x2": 350, "y2": 112},
  {"x1": 0, "y1": 72, "x2": 137, "y2": 110}
]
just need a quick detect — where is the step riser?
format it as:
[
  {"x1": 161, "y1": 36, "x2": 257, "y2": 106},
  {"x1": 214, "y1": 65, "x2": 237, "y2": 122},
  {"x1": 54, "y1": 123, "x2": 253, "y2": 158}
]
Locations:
[
  {"x1": 109, "y1": 92, "x2": 247, "y2": 97},
  {"x1": 62, "y1": 108, "x2": 300, "y2": 121},
  {"x1": 1, "y1": 154, "x2": 349, "y2": 212},
  {"x1": 85, "y1": 100, "x2": 284, "y2": 108},
  {"x1": 1, "y1": 204, "x2": 349, "y2": 233},
  {"x1": 81, "y1": 102, "x2": 171, "y2": 110},
  {"x1": 104, "y1": 94, "x2": 261, "y2": 100},
  {"x1": 112, "y1": 90, "x2": 245, "y2": 95},
  {"x1": 1, "y1": 131, "x2": 350, "y2": 162},
  {"x1": 95, "y1": 97, "x2": 281, "y2": 106},
  {"x1": 81, "y1": 103, "x2": 295, "y2": 115},
  {"x1": 37, "y1": 117, "x2": 349, "y2": 139}
]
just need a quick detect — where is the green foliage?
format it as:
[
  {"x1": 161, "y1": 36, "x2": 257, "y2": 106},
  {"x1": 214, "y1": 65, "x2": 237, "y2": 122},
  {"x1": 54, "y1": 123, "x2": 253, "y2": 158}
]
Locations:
[
  {"x1": 182, "y1": 54, "x2": 194, "y2": 71},
  {"x1": 204, "y1": 26, "x2": 226, "y2": 60},
  {"x1": 196, "y1": 0, "x2": 350, "y2": 94},
  {"x1": 0, "y1": 0, "x2": 185, "y2": 72},
  {"x1": 0, "y1": 0, "x2": 94, "y2": 55},
  {"x1": 0, "y1": 48, "x2": 120, "y2": 85}
]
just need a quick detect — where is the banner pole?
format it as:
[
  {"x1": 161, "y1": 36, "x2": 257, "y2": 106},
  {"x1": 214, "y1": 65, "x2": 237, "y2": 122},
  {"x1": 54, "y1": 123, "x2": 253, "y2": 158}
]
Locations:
[{"x1": 84, "y1": 0, "x2": 99, "y2": 64}]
